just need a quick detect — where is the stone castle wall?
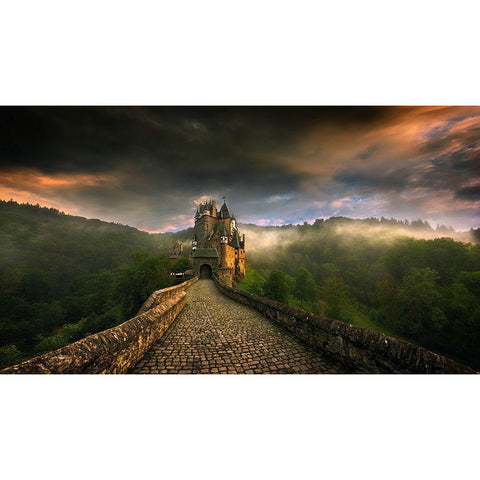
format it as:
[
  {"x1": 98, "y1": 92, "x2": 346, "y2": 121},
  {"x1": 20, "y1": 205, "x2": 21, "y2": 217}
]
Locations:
[
  {"x1": 213, "y1": 278, "x2": 476, "y2": 374},
  {"x1": 195, "y1": 214, "x2": 217, "y2": 247},
  {"x1": 220, "y1": 243, "x2": 236, "y2": 270},
  {"x1": 236, "y1": 247, "x2": 246, "y2": 278},
  {"x1": 216, "y1": 267, "x2": 234, "y2": 287},
  {"x1": 192, "y1": 257, "x2": 218, "y2": 278},
  {"x1": 1, "y1": 277, "x2": 198, "y2": 374}
]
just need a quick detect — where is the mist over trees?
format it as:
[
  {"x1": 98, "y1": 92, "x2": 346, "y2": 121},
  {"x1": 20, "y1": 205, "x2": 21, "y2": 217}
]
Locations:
[{"x1": 239, "y1": 217, "x2": 480, "y2": 369}]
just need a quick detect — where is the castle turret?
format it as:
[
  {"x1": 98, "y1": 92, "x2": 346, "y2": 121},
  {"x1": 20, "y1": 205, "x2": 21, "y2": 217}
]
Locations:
[
  {"x1": 220, "y1": 222, "x2": 228, "y2": 244},
  {"x1": 231, "y1": 230, "x2": 241, "y2": 249},
  {"x1": 220, "y1": 201, "x2": 230, "y2": 218},
  {"x1": 191, "y1": 198, "x2": 245, "y2": 284}
]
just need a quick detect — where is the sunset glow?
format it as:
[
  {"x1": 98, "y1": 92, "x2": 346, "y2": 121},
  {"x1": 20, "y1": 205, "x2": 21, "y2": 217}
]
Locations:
[{"x1": 1, "y1": 106, "x2": 479, "y2": 231}]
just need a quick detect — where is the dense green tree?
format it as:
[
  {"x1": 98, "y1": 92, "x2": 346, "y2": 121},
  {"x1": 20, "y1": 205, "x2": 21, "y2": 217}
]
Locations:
[
  {"x1": 238, "y1": 266, "x2": 265, "y2": 296},
  {"x1": 0, "y1": 345, "x2": 21, "y2": 369},
  {"x1": 457, "y1": 271, "x2": 480, "y2": 295},
  {"x1": 317, "y1": 262, "x2": 339, "y2": 282},
  {"x1": 394, "y1": 267, "x2": 446, "y2": 341},
  {"x1": 171, "y1": 256, "x2": 192, "y2": 274},
  {"x1": 264, "y1": 270, "x2": 291, "y2": 303},
  {"x1": 294, "y1": 267, "x2": 317, "y2": 306},
  {"x1": 115, "y1": 253, "x2": 171, "y2": 319},
  {"x1": 319, "y1": 277, "x2": 349, "y2": 319}
]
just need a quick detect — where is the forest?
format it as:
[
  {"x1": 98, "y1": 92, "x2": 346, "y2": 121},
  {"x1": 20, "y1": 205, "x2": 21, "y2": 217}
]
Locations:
[
  {"x1": 1, "y1": 200, "x2": 479, "y2": 371},
  {"x1": 0, "y1": 200, "x2": 190, "y2": 368},
  {"x1": 239, "y1": 218, "x2": 480, "y2": 370}
]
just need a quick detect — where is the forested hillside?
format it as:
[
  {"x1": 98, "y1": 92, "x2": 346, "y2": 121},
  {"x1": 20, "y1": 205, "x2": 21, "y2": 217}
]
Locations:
[
  {"x1": 0, "y1": 200, "x2": 190, "y2": 368},
  {"x1": 2, "y1": 200, "x2": 479, "y2": 371},
  {"x1": 239, "y1": 218, "x2": 480, "y2": 369}
]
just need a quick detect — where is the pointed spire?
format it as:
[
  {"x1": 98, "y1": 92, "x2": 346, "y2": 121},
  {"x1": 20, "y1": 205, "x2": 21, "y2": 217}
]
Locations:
[
  {"x1": 220, "y1": 201, "x2": 230, "y2": 218},
  {"x1": 231, "y1": 230, "x2": 241, "y2": 248}
]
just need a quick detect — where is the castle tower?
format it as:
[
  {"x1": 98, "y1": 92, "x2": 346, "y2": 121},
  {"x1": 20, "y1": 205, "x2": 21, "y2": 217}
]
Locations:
[
  {"x1": 190, "y1": 198, "x2": 246, "y2": 285},
  {"x1": 219, "y1": 222, "x2": 229, "y2": 268}
]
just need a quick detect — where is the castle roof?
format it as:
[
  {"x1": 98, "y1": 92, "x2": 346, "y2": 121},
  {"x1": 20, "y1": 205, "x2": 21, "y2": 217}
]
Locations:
[
  {"x1": 192, "y1": 248, "x2": 219, "y2": 258},
  {"x1": 220, "y1": 202, "x2": 230, "y2": 218},
  {"x1": 231, "y1": 230, "x2": 241, "y2": 249}
]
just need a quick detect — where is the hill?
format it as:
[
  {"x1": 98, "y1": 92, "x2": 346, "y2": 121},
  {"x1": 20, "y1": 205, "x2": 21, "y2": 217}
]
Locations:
[
  {"x1": 1, "y1": 200, "x2": 479, "y2": 370},
  {"x1": 0, "y1": 200, "x2": 190, "y2": 368}
]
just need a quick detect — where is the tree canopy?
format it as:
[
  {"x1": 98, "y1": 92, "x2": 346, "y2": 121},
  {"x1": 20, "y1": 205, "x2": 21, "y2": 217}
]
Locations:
[
  {"x1": 0, "y1": 200, "x2": 177, "y2": 368},
  {"x1": 240, "y1": 217, "x2": 480, "y2": 369}
]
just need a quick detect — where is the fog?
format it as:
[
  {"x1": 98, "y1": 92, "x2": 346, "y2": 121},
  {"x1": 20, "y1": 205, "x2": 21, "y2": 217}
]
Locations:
[
  {"x1": 240, "y1": 219, "x2": 476, "y2": 255},
  {"x1": 241, "y1": 226, "x2": 301, "y2": 251},
  {"x1": 330, "y1": 223, "x2": 474, "y2": 244}
]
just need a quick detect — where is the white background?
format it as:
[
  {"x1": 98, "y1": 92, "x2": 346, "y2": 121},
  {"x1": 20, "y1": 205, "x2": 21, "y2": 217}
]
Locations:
[{"x1": 1, "y1": 1, "x2": 479, "y2": 479}]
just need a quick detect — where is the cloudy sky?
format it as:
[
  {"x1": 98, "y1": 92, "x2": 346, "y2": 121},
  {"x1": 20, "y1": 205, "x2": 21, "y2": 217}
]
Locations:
[{"x1": 0, "y1": 106, "x2": 479, "y2": 232}]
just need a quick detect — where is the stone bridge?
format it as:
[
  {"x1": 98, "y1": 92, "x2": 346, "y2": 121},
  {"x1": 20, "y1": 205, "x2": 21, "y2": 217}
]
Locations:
[
  {"x1": 132, "y1": 280, "x2": 343, "y2": 374},
  {"x1": 1, "y1": 277, "x2": 476, "y2": 374}
]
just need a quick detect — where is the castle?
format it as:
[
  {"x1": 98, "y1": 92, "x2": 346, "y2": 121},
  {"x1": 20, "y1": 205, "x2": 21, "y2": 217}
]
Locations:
[{"x1": 190, "y1": 199, "x2": 246, "y2": 286}]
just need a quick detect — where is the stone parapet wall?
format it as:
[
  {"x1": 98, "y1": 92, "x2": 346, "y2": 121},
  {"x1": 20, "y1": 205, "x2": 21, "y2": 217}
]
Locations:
[
  {"x1": 214, "y1": 278, "x2": 476, "y2": 374},
  {"x1": 137, "y1": 276, "x2": 198, "y2": 314},
  {"x1": 1, "y1": 277, "x2": 198, "y2": 374}
]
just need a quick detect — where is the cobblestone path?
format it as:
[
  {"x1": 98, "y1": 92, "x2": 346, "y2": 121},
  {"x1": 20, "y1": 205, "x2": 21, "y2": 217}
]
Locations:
[{"x1": 131, "y1": 280, "x2": 346, "y2": 374}]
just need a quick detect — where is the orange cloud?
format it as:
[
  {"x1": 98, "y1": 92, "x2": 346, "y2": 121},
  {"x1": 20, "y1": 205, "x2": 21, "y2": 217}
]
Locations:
[
  {"x1": 0, "y1": 169, "x2": 117, "y2": 215},
  {"x1": 0, "y1": 169, "x2": 113, "y2": 189},
  {"x1": 277, "y1": 106, "x2": 480, "y2": 184}
]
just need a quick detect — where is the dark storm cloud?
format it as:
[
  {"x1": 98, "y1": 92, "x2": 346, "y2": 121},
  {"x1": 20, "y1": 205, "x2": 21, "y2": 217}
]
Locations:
[
  {"x1": 0, "y1": 106, "x2": 391, "y2": 171},
  {"x1": 335, "y1": 147, "x2": 480, "y2": 196},
  {"x1": 1, "y1": 106, "x2": 479, "y2": 231},
  {"x1": 334, "y1": 165, "x2": 413, "y2": 193},
  {"x1": 456, "y1": 185, "x2": 480, "y2": 201}
]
